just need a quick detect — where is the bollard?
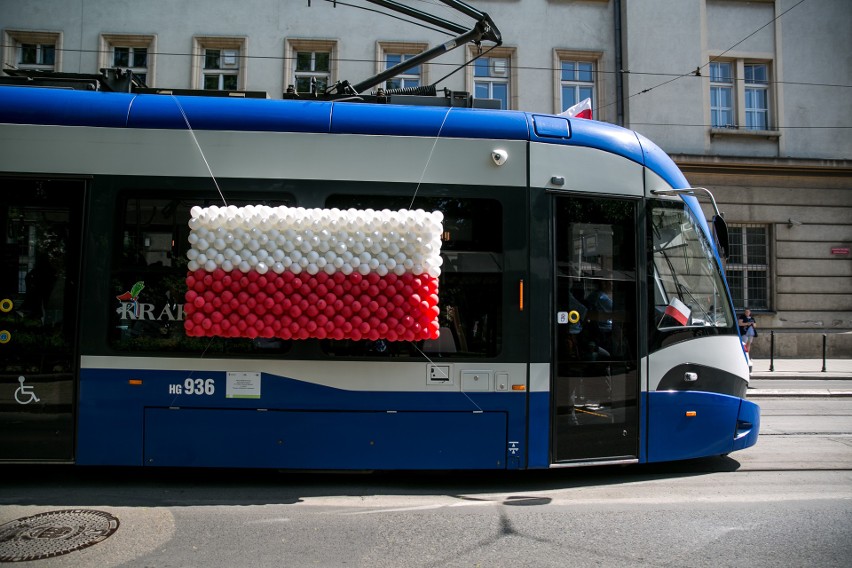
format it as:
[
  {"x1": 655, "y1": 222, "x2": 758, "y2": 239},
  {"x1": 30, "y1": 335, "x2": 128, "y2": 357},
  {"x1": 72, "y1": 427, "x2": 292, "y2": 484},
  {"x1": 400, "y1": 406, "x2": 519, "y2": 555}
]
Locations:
[
  {"x1": 822, "y1": 333, "x2": 827, "y2": 372},
  {"x1": 769, "y1": 330, "x2": 775, "y2": 372}
]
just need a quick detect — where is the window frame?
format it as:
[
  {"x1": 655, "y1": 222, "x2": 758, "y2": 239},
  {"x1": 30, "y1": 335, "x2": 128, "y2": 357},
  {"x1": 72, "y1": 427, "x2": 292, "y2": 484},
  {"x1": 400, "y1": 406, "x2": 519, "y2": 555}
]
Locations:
[
  {"x1": 725, "y1": 223, "x2": 770, "y2": 311},
  {"x1": 554, "y1": 50, "x2": 601, "y2": 117},
  {"x1": 467, "y1": 46, "x2": 517, "y2": 110},
  {"x1": 708, "y1": 57, "x2": 776, "y2": 134},
  {"x1": 377, "y1": 41, "x2": 428, "y2": 91},
  {"x1": 284, "y1": 38, "x2": 337, "y2": 95},
  {"x1": 3, "y1": 30, "x2": 62, "y2": 73},
  {"x1": 100, "y1": 34, "x2": 156, "y2": 86},
  {"x1": 192, "y1": 36, "x2": 247, "y2": 92}
]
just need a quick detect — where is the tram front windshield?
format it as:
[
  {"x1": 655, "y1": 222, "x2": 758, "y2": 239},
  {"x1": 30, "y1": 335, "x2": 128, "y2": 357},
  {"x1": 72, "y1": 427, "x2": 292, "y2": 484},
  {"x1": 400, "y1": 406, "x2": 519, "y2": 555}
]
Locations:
[{"x1": 651, "y1": 201, "x2": 734, "y2": 330}]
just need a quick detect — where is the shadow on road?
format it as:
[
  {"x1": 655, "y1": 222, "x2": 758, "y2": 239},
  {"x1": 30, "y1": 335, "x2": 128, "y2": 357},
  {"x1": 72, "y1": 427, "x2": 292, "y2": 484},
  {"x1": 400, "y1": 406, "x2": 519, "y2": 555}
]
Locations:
[{"x1": 0, "y1": 456, "x2": 741, "y2": 508}]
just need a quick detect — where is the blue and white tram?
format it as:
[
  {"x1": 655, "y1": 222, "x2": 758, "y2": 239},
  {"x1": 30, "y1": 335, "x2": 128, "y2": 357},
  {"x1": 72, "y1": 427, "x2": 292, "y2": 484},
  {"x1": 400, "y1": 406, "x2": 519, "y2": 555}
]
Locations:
[{"x1": 0, "y1": 85, "x2": 759, "y2": 468}]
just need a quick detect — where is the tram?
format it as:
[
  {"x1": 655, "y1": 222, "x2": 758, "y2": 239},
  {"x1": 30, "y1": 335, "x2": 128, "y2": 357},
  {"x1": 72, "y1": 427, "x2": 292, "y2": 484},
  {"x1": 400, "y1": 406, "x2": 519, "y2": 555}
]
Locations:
[{"x1": 0, "y1": 80, "x2": 759, "y2": 469}]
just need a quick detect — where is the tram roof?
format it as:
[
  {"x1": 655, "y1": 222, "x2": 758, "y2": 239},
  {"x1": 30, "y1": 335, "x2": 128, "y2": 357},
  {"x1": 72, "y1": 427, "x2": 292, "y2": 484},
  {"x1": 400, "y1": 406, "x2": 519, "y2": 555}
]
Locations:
[{"x1": 0, "y1": 86, "x2": 687, "y2": 190}]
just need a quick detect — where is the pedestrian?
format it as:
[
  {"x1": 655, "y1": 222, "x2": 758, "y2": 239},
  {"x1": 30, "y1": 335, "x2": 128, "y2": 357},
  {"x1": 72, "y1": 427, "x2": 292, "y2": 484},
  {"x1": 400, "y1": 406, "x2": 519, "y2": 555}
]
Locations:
[{"x1": 738, "y1": 308, "x2": 757, "y2": 351}]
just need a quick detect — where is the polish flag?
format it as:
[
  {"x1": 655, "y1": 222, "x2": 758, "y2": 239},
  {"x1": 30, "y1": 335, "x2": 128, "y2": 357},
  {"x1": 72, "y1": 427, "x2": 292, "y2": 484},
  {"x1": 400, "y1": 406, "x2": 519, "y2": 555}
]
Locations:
[
  {"x1": 183, "y1": 205, "x2": 443, "y2": 342},
  {"x1": 664, "y1": 297, "x2": 691, "y2": 326},
  {"x1": 560, "y1": 98, "x2": 593, "y2": 119}
]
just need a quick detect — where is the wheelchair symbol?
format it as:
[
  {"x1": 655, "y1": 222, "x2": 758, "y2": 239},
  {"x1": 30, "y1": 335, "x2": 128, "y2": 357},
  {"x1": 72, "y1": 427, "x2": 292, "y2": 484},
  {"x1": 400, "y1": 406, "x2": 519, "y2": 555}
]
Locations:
[{"x1": 15, "y1": 376, "x2": 40, "y2": 405}]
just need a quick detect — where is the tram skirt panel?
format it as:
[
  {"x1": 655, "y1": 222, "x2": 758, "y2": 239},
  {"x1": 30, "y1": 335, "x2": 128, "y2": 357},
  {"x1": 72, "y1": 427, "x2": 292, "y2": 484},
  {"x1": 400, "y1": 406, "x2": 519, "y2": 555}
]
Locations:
[{"x1": 143, "y1": 408, "x2": 508, "y2": 470}]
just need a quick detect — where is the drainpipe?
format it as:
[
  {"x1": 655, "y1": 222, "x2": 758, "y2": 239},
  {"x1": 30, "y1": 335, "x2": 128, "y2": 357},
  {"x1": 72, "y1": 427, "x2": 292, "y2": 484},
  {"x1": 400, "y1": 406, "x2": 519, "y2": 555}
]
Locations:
[{"x1": 614, "y1": 0, "x2": 625, "y2": 126}]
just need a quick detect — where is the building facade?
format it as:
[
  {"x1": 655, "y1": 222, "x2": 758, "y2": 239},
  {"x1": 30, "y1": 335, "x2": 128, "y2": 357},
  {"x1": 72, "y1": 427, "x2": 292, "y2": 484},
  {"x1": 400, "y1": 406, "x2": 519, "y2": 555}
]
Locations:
[{"x1": 2, "y1": 0, "x2": 850, "y2": 356}]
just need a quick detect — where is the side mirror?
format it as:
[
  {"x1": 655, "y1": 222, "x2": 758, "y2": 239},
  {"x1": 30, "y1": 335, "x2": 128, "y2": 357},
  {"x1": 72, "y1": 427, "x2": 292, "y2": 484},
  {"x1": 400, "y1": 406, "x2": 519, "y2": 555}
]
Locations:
[{"x1": 713, "y1": 215, "x2": 729, "y2": 260}]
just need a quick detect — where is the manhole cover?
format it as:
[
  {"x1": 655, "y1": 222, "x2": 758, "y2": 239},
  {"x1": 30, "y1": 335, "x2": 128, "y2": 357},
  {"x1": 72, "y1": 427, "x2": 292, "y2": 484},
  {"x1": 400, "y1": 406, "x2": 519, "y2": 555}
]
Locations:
[{"x1": 0, "y1": 509, "x2": 119, "y2": 562}]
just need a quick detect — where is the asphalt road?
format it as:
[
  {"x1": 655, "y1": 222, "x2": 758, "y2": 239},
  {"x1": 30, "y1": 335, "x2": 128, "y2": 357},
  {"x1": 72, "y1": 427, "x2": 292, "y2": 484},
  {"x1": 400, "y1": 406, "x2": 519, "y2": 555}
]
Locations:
[{"x1": 1, "y1": 397, "x2": 850, "y2": 567}]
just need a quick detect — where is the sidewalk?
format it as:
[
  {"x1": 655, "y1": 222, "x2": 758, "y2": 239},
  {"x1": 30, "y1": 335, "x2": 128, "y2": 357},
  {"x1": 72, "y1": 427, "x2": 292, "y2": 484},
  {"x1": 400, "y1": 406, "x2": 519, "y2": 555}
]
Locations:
[
  {"x1": 750, "y1": 358, "x2": 852, "y2": 378},
  {"x1": 748, "y1": 358, "x2": 852, "y2": 398}
]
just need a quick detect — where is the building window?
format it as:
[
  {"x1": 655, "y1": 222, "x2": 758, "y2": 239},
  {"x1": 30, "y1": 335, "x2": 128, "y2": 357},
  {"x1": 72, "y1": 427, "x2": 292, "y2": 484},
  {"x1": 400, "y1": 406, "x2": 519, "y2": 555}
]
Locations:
[
  {"x1": 295, "y1": 50, "x2": 330, "y2": 93},
  {"x1": 3, "y1": 30, "x2": 62, "y2": 73},
  {"x1": 377, "y1": 42, "x2": 427, "y2": 92},
  {"x1": 19, "y1": 43, "x2": 55, "y2": 67},
  {"x1": 100, "y1": 34, "x2": 155, "y2": 86},
  {"x1": 192, "y1": 37, "x2": 246, "y2": 91},
  {"x1": 744, "y1": 63, "x2": 769, "y2": 131},
  {"x1": 559, "y1": 59, "x2": 596, "y2": 116},
  {"x1": 467, "y1": 46, "x2": 516, "y2": 109},
  {"x1": 473, "y1": 56, "x2": 509, "y2": 109},
  {"x1": 710, "y1": 62, "x2": 734, "y2": 128},
  {"x1": 285, "y1": 39, "x2": 337, "y2": 96},
  {"x1": 726, "y1": 224, "x2": 769, "y2": 310},
  {"x1": 709, "y1": 59, "x2": 773, "y2": 131}
]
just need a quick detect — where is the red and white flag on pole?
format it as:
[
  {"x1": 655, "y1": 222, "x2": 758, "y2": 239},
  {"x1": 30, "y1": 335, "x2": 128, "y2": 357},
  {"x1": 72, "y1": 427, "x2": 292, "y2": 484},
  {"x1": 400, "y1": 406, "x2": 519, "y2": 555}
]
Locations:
[
  {"x1": 560, "y1": 98, "x2": 592, "y2": 119},
  {"x1": 664, "y1": 297, "x2": 691, "y2": 326}
]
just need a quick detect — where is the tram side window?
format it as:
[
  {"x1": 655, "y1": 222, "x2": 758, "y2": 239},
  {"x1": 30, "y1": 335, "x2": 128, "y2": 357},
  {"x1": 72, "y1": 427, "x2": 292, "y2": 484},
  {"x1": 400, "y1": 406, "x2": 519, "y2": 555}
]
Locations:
[
  {"x1": 109, "y1": 195, "x2": 294, "y2": 354},
  {"x1": 322, "y1": 194, "x2": 504, "y2": 358}
]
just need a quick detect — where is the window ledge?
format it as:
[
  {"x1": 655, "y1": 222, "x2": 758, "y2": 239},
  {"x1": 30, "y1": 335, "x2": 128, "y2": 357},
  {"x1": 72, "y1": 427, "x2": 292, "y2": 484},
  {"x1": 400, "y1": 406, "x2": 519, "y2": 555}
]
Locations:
[{"x1": 710, "y1": 127, "x2": 781, "y2": 140}]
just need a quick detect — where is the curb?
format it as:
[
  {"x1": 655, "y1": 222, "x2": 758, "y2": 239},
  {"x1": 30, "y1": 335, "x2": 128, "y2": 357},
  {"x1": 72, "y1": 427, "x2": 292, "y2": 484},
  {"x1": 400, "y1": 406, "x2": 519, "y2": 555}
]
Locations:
[{"x1": 747, "y1": 389, "x2": 852, "y2": 398}]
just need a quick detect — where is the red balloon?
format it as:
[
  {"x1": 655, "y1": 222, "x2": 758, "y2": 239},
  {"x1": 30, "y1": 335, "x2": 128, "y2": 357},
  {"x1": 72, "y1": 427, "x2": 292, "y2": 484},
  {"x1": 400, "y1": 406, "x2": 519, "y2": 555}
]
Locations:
[
  {"x1": 247, "y1": 270, "x2": 259, "y2": 282},
  {"x1": 185, "y1": 290, "x2": 198, "y2": 303}
]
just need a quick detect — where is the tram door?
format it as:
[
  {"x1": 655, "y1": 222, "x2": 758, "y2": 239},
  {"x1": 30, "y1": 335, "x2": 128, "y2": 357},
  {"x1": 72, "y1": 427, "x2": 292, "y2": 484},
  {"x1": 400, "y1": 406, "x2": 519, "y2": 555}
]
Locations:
[
  {"x1": 0, "y1": 178, "x2": 83, "y2": 461},
  {"x1": 552, "y1": 195, "x2": 639, "y2": 462}
]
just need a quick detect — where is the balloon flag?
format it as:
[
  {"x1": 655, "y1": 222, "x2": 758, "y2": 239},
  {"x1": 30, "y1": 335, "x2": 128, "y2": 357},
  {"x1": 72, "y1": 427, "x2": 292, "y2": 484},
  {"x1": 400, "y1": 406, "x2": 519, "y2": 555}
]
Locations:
[{"x1": 184, "y1": 205, "x2": 443, "y2": 342}]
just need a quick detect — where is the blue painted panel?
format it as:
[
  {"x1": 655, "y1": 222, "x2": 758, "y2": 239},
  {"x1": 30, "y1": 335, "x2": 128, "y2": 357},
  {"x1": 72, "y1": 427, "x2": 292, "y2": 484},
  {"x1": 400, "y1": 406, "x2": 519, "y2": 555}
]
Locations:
[
  {"x1": 76, "y1": 367, "x2": 526, "y2": 468},
  {"x1": 647, "y1": 390, "x2": 740, "y2": 462},
  {"x1": 127, "y1": 95, "x2": 333, "y2": 133},
  {"x1": 532, "y1": 117, "x2": 646, "y2": 166},
  {"x1": 634, "y1": 131, "x2": 689, "y2": 190},
  {"x1": 144, "y1": 408, "x2": 507, "y2": 469},
  {"x1": 330, "y1": 101, "x2": 530, "y2": 140},
  {"x1": 0, "y1": 87, "x2": 133, "y2": 127},
  {"x1": 527, "y1": 391, "x2": 551, "y2": 468}
]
